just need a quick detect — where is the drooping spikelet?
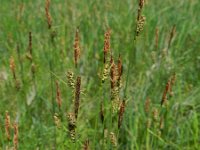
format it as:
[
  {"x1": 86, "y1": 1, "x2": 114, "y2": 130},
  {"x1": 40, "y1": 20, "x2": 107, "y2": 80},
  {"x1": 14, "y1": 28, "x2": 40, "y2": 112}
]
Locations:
[
  {"x1": 110, "y1": 132, "x2": 117, "y2": 147},
  {"x1": 74, "y1": 76, "x2": 81, "y2": 119},
  {"x1": 5, "y1": 111, "x2": 11, "y2": 141},
  {"x1": 55, "y1": 81, "x2": 62, "y2": 109},
  {"x1": 74, "y1": 28, "x2": 81, "y2": 68},
  {"x1": 13, "y1": 122, "x2": 19, "y2": 150},
  {"x1": 118, "y1": 100, "x2": 126, "y2": 129},
  {"x1": 66, "y1": 71, "x2": 75, "y2": 89},
  {"x1": 67, "y1": 113, "x2": 76, "y2": 142},
  {"x1": 103, "y1": 29, "x2": 111, "y2": 63},
  {"x1": 45, "y1": 0, "x2": 52, "y2": 29}
]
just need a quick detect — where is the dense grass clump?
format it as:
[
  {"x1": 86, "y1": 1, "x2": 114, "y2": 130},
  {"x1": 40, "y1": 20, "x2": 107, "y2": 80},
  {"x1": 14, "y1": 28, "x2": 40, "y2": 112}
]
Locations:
[{"x1": 0, "y1": 0, "x2": 200, "y2": 149}]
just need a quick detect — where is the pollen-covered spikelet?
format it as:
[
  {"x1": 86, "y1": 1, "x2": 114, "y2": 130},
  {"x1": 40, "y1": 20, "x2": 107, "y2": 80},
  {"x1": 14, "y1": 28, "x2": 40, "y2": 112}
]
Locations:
[
  {"x1": 67, "y1": 113, "x2": 76, "y2": 142},
  {"x1": 13, "y1": 122, "x2": 18, "y2": 150},
  {"x1": 109, "y1": 132, "x2": 117, "y2": 147},
  {"x1": 5, "y1": 111, "x2": 11, "y2": 141},
  {"x1": 103, "y1": 29, "x2": 111, "y2": 63},
  {"x1": 101, "y1": 63, "x2": 110, "y2": 83},
  {"x1": 136, "y1": 15, "x2": 146, "y2": 37},
  {"x1": 111, "y1": 98, "x2": 120, "y2": 114},
  {"x1": 74, "y1": 28, "x2": 81, "y2": 68},
  {"x1": 66, "y1": 71, "x2": 75, "y2": 89}
]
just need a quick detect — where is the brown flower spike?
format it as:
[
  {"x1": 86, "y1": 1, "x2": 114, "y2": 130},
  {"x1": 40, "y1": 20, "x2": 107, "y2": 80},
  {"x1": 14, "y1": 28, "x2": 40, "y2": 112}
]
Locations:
[
  {"x1": 74, "y1": 76, "x2": 81, "y2": 119},
  {"x1": 56, "y1": 81, "x2": 62, "y2": 109},
  {"x1": 103, "y1": 29, "x2": 111, "y2": 63},
  {"x1": 74, "y1": 28, "x2": 81, "y2": 68}
]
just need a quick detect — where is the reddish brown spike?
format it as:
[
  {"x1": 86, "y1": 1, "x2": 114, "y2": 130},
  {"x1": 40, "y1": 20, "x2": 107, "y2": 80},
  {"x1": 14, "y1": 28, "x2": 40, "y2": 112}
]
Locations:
[
  {"x1": 74, "y1": 28, "x2": 80, "y2": 68},
  {"x1": 103, "y1": 29, "x2": 111, "y2": 63},
  {"x1": 55, "y1": 80, "x2": 62, "y2": 109},
  {"x1": 161, "y1": 79, "x2": 171, "y2": 106},
  {"x1": 45, "y1": 0, "x2": 52, "y2": 29},
  {"x1": 118, "y1": 100, "x2": 126, "y2": 129},
  {"x1": 13, "y1": 122, "x2": 19, "y2": 150}
]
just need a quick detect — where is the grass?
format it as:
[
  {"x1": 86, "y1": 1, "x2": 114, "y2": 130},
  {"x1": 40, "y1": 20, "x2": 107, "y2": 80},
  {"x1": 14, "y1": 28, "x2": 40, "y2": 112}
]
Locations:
[{"x1": 0, "y1": 0, "x2": 200, "y2": 149}]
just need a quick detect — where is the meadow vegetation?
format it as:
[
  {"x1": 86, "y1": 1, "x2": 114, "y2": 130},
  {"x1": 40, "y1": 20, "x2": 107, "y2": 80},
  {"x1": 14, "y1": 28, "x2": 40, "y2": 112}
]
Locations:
[{"x1": 0, "y1": 0, "x2": 200, "y2": 149}]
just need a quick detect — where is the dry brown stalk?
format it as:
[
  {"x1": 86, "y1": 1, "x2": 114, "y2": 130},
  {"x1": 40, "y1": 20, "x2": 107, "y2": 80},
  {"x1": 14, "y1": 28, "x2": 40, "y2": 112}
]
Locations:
[
  {"x1": 74, "y1": 28, "x2": 81, "y2": 68},
  {"x1": 103, "y1": 29, "x2": 111, "y2": 63},
  {"x1": 5, "y1": 111, "x2": 11, "y2": 141},
  {"x1": 13, "y1": 122, "x2": 18, "y2": 150},
  {"x1": 55, "y1": 80, "x2": 62, "y2": 109},
  {"x1": 118, "y1": 100, "x2": 126, "y2": 129},
  {"x1": 74, "y1": 76, "x2": 81, "y2": 119},
  {"x1": 45, "y1": 0, "x2": 52, "y2": 29}
]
